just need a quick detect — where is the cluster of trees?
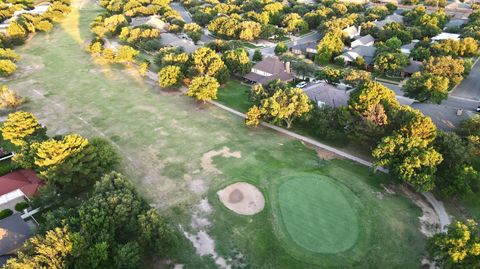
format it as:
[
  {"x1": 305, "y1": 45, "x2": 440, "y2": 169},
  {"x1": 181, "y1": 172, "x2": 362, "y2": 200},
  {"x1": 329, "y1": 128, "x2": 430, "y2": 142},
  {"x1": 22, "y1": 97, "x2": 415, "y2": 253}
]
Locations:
[
  {"x1": 0, "y1": 0, "x2": 71, "y2": 77},
  {"x1": 118, "y1": 26, "x2": 160, "y2": 50},
  {"x1": 373, "y1": 37, "x2": 409, "y2": 76},
  {"x1": 463, "y1": 10, "x2": 480, "y2": 41},
  {"x1": 0, "y1": 111, "x2": 178, "y2": 268},
  {"x1": 245, "y1": 81, "x2": 312, "y2": 129},
  {"x1": 0, "y1": 85, "x2": 23, "y2": 109},
  {"x1": 428, "y1": 219, "x2": 480, "y2": 268},
  {"x1": 87, "y1": 42, "x2": 140, "y2": 65},
  {"x1": 403, "y1": 56, "x2": 468, "y2": 103},
  {"x1": 299, "y1": 74, "x2": 479, "y2": 195}
]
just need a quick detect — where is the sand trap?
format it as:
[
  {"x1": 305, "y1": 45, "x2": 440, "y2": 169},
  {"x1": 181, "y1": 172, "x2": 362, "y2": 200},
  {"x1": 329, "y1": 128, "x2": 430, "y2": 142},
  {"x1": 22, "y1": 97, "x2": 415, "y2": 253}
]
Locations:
[{"x1": 217, "y1": 182, "x2": 265, "y2": 215}]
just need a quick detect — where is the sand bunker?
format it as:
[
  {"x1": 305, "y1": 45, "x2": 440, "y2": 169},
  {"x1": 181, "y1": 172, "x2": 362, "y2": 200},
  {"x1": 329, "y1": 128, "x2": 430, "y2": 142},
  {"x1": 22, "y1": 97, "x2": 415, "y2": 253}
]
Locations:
[{"x1": 217, "y1": 182, "x2": 265, "y2": 215}]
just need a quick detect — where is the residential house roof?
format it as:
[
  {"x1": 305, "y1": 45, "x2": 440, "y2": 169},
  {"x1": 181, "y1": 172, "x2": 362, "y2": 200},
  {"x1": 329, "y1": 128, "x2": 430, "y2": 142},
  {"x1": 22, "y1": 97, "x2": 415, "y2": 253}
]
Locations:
[
  {"x1": 291, "y1": 42, "x2": 317, "y2": 54},
  {"x1": 444, "y1": 19, "x2": 468, "y2": 29},
  {"x1": 0, "y1": 214, "x2": 33, "y2": 255},
  {"x1": 244, "y1": 56, "x2": 293, "y2": 85},
  {"x1": 303, "y1": 83, "x2": 350, "y2": 107},
  {"x1": 374, "y1": 14, "x2": 404, "y2": 29},
  {"x1": 0, "y1": 170, "x2": 42, "y2": 198},
  {"x1": 431, "y1": 32, "x2": 461, "y2": 41},
  {"x1": 342, "y1": 25, "x2": 361, "y2": 39},
  {"x1": 351, "y1": 35, "x2": 374, "y2": 48},
  {"x1": 403, "y1": 60, "x2": 423, "y2": 74},
  {"x1": 400, "y1": 40, "x2": 419, "y2": 54},
  {"x1": 338, "y1": 45, "x2": 377, "y2": 64}
]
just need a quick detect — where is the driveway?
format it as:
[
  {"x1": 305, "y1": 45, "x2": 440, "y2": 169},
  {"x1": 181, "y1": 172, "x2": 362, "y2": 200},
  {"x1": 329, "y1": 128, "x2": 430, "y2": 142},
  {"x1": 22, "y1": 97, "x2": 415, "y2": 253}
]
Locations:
[{"x1": 451, "y1": 58, "x2": 480, "y2": 101}]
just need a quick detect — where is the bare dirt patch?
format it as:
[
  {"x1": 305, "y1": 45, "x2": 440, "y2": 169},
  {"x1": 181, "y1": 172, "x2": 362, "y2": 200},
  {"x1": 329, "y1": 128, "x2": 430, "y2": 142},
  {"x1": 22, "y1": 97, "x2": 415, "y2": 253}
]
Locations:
[
  {"x1": 217, "y1": 182, "x2": 265, "y2": 215},
  {"x1": 201, "y1": 146, "x2": 241, "y2": 174}
]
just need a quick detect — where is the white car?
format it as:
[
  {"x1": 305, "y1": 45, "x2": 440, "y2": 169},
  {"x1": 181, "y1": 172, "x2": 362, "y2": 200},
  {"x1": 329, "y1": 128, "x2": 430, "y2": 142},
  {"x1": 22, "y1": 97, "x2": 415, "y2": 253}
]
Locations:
[{"x1": 296, "y1": 81, "x2": 307, "y2": 88}]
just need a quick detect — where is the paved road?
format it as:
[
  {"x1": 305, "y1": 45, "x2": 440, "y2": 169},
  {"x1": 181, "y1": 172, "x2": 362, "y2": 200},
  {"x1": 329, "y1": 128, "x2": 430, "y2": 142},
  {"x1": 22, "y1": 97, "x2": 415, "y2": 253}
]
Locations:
[
  {"x1": 451, "y1": 58, "x2": 480, "y2": 101},
  {"x1": 171, "y1": 2, "x2": 192, "y2": 23}
]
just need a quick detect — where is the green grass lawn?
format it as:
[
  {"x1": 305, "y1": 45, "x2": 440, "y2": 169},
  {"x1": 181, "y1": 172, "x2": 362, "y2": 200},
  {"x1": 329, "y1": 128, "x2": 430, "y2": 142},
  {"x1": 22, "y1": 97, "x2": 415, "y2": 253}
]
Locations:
[
  {"x1": 3, "y1": 0, "x2": 429, "y2": 267},
  {"x1": 278, "y1": 175, "x2": 359, "y2": 253},
  {"x1": 218, "y1": 80, "x2": 251, "y2": 112}
]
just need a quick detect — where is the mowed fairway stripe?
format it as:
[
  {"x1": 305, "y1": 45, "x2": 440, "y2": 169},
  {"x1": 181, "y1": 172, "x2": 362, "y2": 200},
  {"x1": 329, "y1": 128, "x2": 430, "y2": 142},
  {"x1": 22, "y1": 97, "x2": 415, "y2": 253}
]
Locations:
[{"x1": 278, "y1": 176, "x2": 359, "y2": 253}]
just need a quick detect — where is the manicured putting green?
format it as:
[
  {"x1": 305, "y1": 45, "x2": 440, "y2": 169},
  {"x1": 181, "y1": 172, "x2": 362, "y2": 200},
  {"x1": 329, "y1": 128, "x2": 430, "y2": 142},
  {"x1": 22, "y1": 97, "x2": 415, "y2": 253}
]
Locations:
[{"x1": 278, "y1": 176, "x2": 359, "y2": 253}]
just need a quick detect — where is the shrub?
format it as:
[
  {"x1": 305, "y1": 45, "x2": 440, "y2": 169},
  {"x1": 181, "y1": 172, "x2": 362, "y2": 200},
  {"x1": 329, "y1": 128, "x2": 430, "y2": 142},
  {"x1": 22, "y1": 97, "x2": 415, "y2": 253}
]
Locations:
[
  {"x1": 0, "y1": 208, "x2": 13, "y2": 219},
  {"x1": 15, "y1": 201, "x2": 29, "y2": 212}
]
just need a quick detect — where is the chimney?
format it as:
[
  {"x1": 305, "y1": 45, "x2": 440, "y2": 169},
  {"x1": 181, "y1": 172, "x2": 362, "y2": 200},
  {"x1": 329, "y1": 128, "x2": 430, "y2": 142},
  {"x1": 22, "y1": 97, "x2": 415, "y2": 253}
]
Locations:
[
  {"x1": 357, "y1": 25, "x2": 361, "y2": 36},
  {"x1": 285, "y1": 61, "x2": 291, "y2": 73}
]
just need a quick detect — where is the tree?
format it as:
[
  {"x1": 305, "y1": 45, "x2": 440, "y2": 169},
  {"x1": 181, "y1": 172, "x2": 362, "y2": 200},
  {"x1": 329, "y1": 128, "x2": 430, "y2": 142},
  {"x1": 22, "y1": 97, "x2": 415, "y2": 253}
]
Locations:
[
  {"x1": 374, "y1": 52, "x2": 409, "y2": 75},
  {"x1": 373, "y1": 106, "x2": 442, "y2": 191},
  {"x1": 274, "y1": 42, "x2": 287, "y2": 55},
  {"x1": 192, "y1": 47, "x2": 228, "y2": 82},
  {"x1": 434, "y1": 131, "x2": 479, "y2": 197},
  {"x1": 403, "y1": 72, "x2": 450, "y2": 103},
  {"x1": 252, "y1": 49, "x2": 262, "y2": 61},
  {"x1": 223, "y1": 48, "x2": 252, "y2": 75},
  {"x1": 0, "y1": 111, "x2": 43, "y2": 147},
  {"x1": 6, "y1": 21, "x2": 26, "y2": 44},
  {"x1": 0, "y1": 59, "x2": 16, "y2": 76},
  {"x1": 4, "y1": 226, "x2": 74, "y2": 269},
  {"x1": 0, "y1": 48, "x2": 19, "y2": 62},
  {"x1": 183, "y1": 22, "x2": 202, "y2": 43},
  {"x1": 0, "y1": 85, "x2": 23, "y2": 109},
  {"x1": 348, "y1": 81, "x2": 399, "y2": 126},
  {"x1": 245, "y1": 105, "x2": 262, "y2": 127},
  {"x1": 186, "y1": 75, "x2": 219, "y2": 103},
  {"x1": 344, "y1": 69, "x2": 372, "y2": 87},
  {"x1": 138, "y1": 208, "x2": 178, "y2": 255},
  {"x1": 258, "y1": 88, "x2": 312, "y2": 128},
  {"x1": 282, "y1": 13, "x2": 308, "y2": 34},
  {"x1": 316, "y1": 67, "x2": 343, "y2": 85},
  {"x1": 115, "y1": 45, "x2": 138, "y2": 64},
  {"x1": 158, "y1": 65, "x2": 183, "y2": 88},
  {"x1": 302, "y1": 106, "x2": 351, "y2": 140},
  {"x1": 238, "y1": 21, "x2": 262, "y2": 41},
  {"x1": 315, "y1": 31, "x2": 344, "y2": 64},
  {"x1": 424, "y1": 56, "x2": 465, "y2": 87},
  {"x1": 428, "y1": 219, "x2": 480, "y2": 268}
]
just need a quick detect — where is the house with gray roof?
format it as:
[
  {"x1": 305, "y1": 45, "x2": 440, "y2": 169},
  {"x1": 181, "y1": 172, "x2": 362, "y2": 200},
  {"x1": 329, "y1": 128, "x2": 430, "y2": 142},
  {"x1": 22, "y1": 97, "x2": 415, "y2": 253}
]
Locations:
[
  {"x1": 302, "y1": 82, "x2": 350, "y2": 107},
  {"x1": 351, "y1": 35, "x2": 374, "y2": 48},
  {"x1": 342, "y1": 25, "x2": 361, "y2": 39},
  {"x1": 336, "y1": 45, "x2": 377, "y2": 65},
  {"x1": 290, "y1": 42, "x2": 317, "y2": 56},
  {"x1": 401, "y1": 60, "x2": 423, "y2": 77},
  {"x1": 401, "y1": 40, "x2": 419, "y2": 55},
  {"x1": 0, "y1": 213, "x2": 33, "y2": 256},
  {"x1": 444, "y1": 19, "x2": 468, "y2": 30},
  {"x1": 244, "y1": 56, "x2": 294, "y2": 85},
  {"x1": 373, "y1": 14, "x2": 404, "y2": 30}
]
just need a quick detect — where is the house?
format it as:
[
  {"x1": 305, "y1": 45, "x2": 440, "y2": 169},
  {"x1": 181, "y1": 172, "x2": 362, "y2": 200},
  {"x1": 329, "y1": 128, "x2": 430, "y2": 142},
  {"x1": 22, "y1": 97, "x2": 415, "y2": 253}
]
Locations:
[
  {"x1": 290, "y1": 42, "x2": 317, "y2": 56},
  {"x1": 400, "y1": 40, "x2": 419, "y2": 55},
  {"x1": 130, "y1": 15, "x2": 167, "y2": 31},
  {"x1": 0, "y1": 170, "x2": 42, "y2": 208},
  {"x1": 401, "y1": 60, "x2": 423, "y2": 77},
  {"x1": 444, "y1": 19, "x2": 468, "y2": 30},
  {"x1": 351, "y1": 35, "x2": 374, "y2": 48},
  {"x1": 431, "y1": 32, "x2": 461, "y2": 42},
  {"x1": 342, "y1": 25, "x2": 361, "y2": 39},
  {"x1": 302, "y1": 82, "x2": 350, "y2": 107},
  {"x1": 244, "y1": 56, "x2": 294, "y2": 85},
  {"x1": 336, "y1": 45, "x2": 377, "y2": 65},
  {"x1": 373, "y1": 14, "x2": 404, "y2": 30},
  {"x1": 0, "y1": 213, "x2": 34, "y2": 257}
]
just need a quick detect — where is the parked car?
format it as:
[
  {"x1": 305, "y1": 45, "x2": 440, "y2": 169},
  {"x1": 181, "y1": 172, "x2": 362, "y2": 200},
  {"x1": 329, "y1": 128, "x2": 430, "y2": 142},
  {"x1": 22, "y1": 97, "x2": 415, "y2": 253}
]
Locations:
[
  {"x1": 477, "y1": 106, "x2": 480, "y2": 112},
  {"x1": 296, "y1": 81, "x2": 307, "y2": 88}
]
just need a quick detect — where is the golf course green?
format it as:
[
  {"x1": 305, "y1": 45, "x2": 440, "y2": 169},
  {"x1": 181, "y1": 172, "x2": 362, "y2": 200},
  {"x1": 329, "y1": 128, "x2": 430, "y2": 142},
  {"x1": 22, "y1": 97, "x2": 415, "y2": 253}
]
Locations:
[{"x1": 278, "y1": 175, "x2": 360, "y2": 253}]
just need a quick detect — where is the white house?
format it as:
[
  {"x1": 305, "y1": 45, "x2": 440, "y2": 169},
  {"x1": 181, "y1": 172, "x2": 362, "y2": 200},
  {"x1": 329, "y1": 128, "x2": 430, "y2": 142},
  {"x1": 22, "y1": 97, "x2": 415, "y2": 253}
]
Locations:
[
  {"x1": 431, "y1": 32, "x2": 461, "y2": 42},
  {"x1": 342, "y1": 25, "x2": 361, "y2": 39},
  {"x1": 351, "y1": 35, "x2": 374, "y2": 48}
]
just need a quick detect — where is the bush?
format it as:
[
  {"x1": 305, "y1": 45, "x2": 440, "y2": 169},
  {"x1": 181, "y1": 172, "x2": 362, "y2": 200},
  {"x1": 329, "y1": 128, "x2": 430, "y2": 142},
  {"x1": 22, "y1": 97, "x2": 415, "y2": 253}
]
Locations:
[
  {"x1": 15, "y1": 201, "x2": 29, "y2": 212},
  {"x1": 0, "y1": 208, "x2": 13, "y2": 219},
  {"x1": 0, "y1": 159, "x2": 16, "y2": 176}
]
